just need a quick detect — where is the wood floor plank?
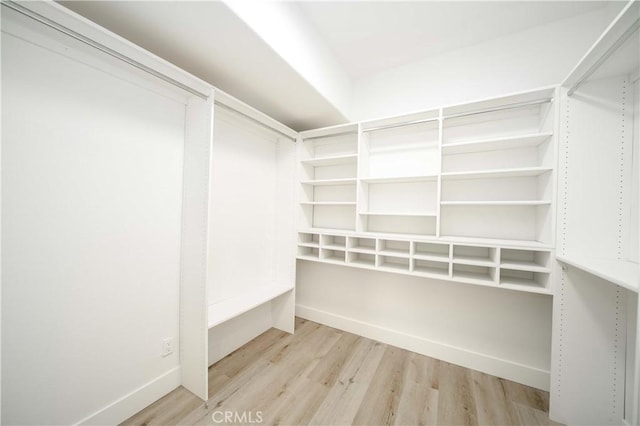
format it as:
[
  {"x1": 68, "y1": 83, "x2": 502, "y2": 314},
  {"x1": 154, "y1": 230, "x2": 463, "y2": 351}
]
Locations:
[
  {"x1": 394, "y1": 352, "x2": 439, "y2": 426},
  {"x1": 122, "y1": 318, "x2": 562, "y2": 426},
  {"x1": 436, "y1": 361, "x2": 478, "y2": 426},
  {"x1": 309, "y1": 338, "x2": 387, "y2": 425},
  {"x1": 352, "y1": 345, "x2": 410, "y2": 425},
  {"x1": 470, "y1": 370, "x2": 519, "y2": 426}
]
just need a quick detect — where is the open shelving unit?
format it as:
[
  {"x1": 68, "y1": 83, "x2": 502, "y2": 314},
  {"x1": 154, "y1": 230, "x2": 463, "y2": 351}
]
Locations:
[
  {"x1": 297, "y1": 87, "x2": 558, "y2": 296},
  {"x1": 296, "y1": 230, "x2": 553, "y2": 294},
  {"x1": 550, "y1": 3, "x2": 640, "y2": 425}
]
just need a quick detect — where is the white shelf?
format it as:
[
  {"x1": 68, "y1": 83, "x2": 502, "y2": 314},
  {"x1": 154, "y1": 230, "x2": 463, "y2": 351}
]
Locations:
[
  {"x1": 501, "y1": 260, "x2": 550, "y2": 273},
  {"x1": 378, "y1": 249, "x2": 411, "y2": 258},
  {"x1": 323, "y1": 244, "x2": 346, "y2": 250},
  {"x1": 452, "y1": 270, "x2": 496, "y2": 286},
  {"x1": 442, "y1": 132, "x2": 552, "y2": 154},
  {"x1": 298, "y1": 242, "x2": 320, "y2": 248},
  {"x1": 301, "y1": 201, "x2": 356, "y2": 206},
  {"x1": 441, "y1": 166, "x2": 552, "y2": 180},
  {"x1": 413, "y1": 267, "x2": 449, "y2": 278},
  {"x1": 300, "y1": 178, "x2": 357, "y2": 186},
  {"x1": 360, "y1": 175, "x2": 438, "y2": 184},
  {"x1": 360, "y1": 211, "x2": 437, "y2": 217},
  {"x1": 349, "y1": 247, "x2": 376, "y2": 254},
  {"x1": 208, "y1": 284, "x2": 294, "y2": 328},
  {"x1": 499, "y1": 282, "x2": 553, "y2": 295},
  {"x1": 442, "y1": 236, "x2": 552, "y2": 249},
  {"x1": 556, "y1": 254, "x2": 639, "y2": 293},
  {"x1": 441, "y1": 200, "x2": 551, "y2": 206},
  {"x1": 414, "y1": 253, "x2": 450, "y2": 262},
  {"x1": 453, "y1": 255, "x2": 496, "y2": 267},
  {"x1": 300, "y1": 154, "x2": 358, "y2": 167}
]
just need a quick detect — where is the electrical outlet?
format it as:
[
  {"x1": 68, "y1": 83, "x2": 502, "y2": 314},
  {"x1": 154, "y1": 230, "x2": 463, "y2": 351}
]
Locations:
[{"x1": 162, "y1": 337, "x2": 175, "y2": 357}]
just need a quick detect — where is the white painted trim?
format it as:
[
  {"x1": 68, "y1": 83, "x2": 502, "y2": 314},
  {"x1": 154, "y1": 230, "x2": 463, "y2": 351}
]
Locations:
[
  {"x1": 75, "y1": 367, "x2": 181, "y2": 426},
  {"x1": 296, "y1": 304, "x2": 550, "y2": 391}
]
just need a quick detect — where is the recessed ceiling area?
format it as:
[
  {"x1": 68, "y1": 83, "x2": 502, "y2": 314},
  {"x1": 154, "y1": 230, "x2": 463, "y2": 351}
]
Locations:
[
  {"x1": 296, "y1": 1, "x2": 609, "y2": 79},
  {"x1": 59, "y1": 1, "x2": 612, "y2": 131}
]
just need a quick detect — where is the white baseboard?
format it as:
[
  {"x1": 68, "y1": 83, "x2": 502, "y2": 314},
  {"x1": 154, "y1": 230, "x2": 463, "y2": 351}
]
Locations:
[
  {"x1": 296, "y1": 304, "x2": 550, "y2": 391},
  {"x1": 76, "y1": 366, "x2": 181, "y2": 425}
]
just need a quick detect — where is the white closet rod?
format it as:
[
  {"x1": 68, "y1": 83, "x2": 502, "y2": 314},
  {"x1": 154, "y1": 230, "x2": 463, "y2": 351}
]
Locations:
[
  {"x1": 4, "y1": 1, "x2": 297, "y2": 142},
  {"x1": 363, "y1": 117, "x2": 439, "y2": 133},
  {"x1": 445, "y1": 98, "x2": 553, "y2": 120},
  {"x1": 214, "y1": 101, "x2": 296, "y2": 141},
  {"x1": 1, "y1": 1, "x2": 210, "y2": 100},
  {"x1": 303, "y1": 130, "x2": 357, "y2": 140},
  {"x1": 567, "y1": 18, "x2": 640, "y2": 96}
]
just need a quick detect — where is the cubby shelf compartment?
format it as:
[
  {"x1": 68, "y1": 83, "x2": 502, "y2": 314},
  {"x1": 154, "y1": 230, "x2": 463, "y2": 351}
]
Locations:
[
  {"x1": 501, "y1": 248, "x2": 551, "y2": 273},
  {"x1": 297, "y1": 232, "x2": 554, "y2": 295},
  {"x1": 413, "y1": 242, "x2": 451, "y2": 261},
  {"x1": 412, "y1": 259, "x2": 450, "y2": 278},
  {"x1": 499, "y1": 269, "x2": 550, "y2": 291},
  {"x1": 452, "y1": 264, "x2": 497, "y2": 285},
  {"x1": 453, "y1": 245, "x2": 497, "y2": 266},
  {"x1": 321, "y1": 249, "x2": 346, "y2": 263},
  {"x1": 347, "y1": 252, "x2": 376, "y2": 267},
  {"x1": 301, "y1": 201, "x2": 356, "y2": 206},
  {"x1": 441, "y1": 132, "x2": 553, "y2": 154},
  {"x1": 379, "y1": 255, "x2": 410, "y2": 272},
  {"x1": 347, "y1": 236, "x2": 377, "y2": 253}
]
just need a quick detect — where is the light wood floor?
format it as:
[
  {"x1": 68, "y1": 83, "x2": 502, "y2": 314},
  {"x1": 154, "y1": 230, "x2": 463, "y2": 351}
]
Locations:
[{"x1": 123, "y1": 318, "x2": 561, "y2": 425}]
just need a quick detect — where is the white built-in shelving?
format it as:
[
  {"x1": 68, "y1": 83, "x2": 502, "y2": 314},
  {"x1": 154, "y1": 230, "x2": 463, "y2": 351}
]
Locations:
[
  {"x1": 296, "y1": 230, "x2": 553, "y2": 295},
  {"x1": 550, "y1": 2, "x2": 640, "y2": 425},
  {"x1": 298, "y1": 87, "x2": 557, "y2": 295}
]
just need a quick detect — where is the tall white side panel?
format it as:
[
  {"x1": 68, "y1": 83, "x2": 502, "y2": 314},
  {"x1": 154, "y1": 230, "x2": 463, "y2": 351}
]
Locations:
[
  {"x1": 551, "y1": 267, "x2": 626, "y2": 425},
  {"x1": 179, "y1": 96, "x2": 214, "y2": 401},
  {"x1": 2, "y1": 13, "x2": 185, "y2": 424}
]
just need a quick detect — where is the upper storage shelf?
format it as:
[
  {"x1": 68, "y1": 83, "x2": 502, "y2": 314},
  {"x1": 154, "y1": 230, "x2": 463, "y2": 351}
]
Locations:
[
  {"x1": 298, "y1": 86, "x2": 560, "y2": 290},
  {"x1": 558, "y1": 0, "x2": 639, "y2": 292}
]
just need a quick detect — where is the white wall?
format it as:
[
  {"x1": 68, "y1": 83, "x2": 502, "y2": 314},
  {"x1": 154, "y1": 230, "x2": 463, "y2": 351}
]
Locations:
[
  {"x1": 2, "y1": 12, "x2": 184, "y2": 424},
  {"x1": 296, "y1": 261, "x2": 553, "y2": 389},
  {"x1": 350, "y1": 7, "x2": 617, "y2": 121}
]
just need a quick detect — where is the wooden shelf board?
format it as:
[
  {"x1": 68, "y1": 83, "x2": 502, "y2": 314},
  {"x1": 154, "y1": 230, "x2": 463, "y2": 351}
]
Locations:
[
  {"x1": 300, "y1": 154, "x2": 357, "y2": 167},
  {"x1": 501, "y1": 261, "x2": 550, "y2": 273},
  {"x1": 442, "y1": 132, "x2": 552, "y2": 154},
  {"x1": 300, "y1": 178, "x2": 357, "y2": 186},
  {"x1": 208, "y1": 284, "x2": 294, "y2": 328},
  {"x1": 441, "y1": 200, "x2": 551, "y2": 206},
  {"x1": 441, "y1": 167, "x2": 552, "y2": 180},
  {"x1": 556, "y1": 254, "x2": 639, "y2": 293},
  {"x1": 360, "y1": 175, "x2": 438, "y2": 184}
]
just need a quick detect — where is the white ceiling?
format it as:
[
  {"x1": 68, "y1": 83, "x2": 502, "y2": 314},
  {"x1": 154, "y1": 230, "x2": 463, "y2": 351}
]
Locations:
[
  {"x1": 59, "y1": 1, "x2": 609, "y2": 131},
  {"x1": 297, "y1": 1, "x2": 609, "y2": 79}
]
